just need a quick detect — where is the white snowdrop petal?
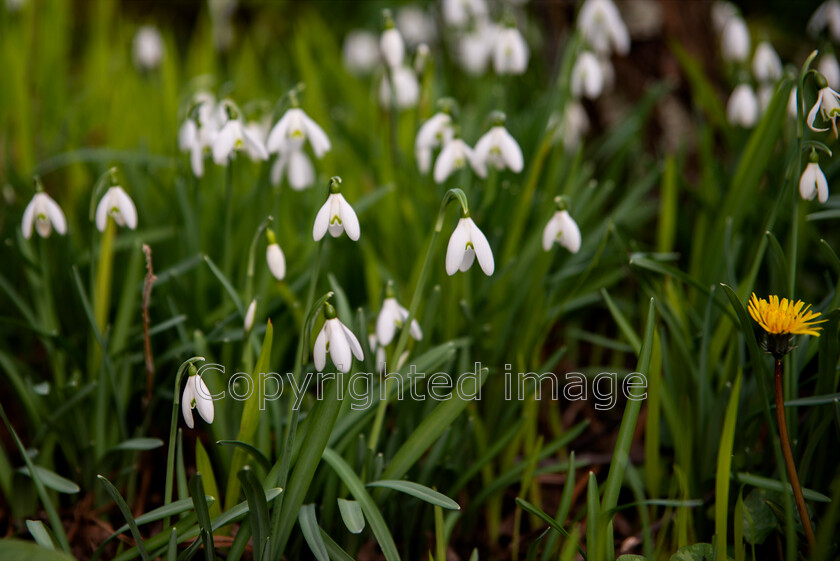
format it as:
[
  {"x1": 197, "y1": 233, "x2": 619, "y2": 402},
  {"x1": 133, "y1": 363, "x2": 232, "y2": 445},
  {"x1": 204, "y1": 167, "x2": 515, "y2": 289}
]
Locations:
[
  {"x1": 469, "y1": 219, "x2": 495, "y2": 275},
  {"x1": 816, "y1": 165, "x2": 830, "y2": 203},
  {"x1": 314, "y1": 325, "x2": 328, "y2": 371},
  {"x1": 21, "y1": 197, "x2": 36, "y2": 239},
  {"x1": 434, "y1": 142, "x2": 458, "y2": 183},
  {"x1": 242, "y1": 127, "x2": 269, "y2": 161},
  {"x1": 288, "y1": 149, "x2": 315, "y2": 191},
  {"x1": 558, "y1": 211, "x2": 582, "y2": 253},
  {"x1": 44, "y1": 195, "x2": 67, "y2": 235},
  {"x1": 114, "y1": 188, "x2": 138, "y2": 230},
  {"x1": 181, "y1": 379, "x2": 195, "y2": 429},
  {"x1": 341, "y1": 323, "x2": 365, "y2": 361},
  {"x1": 542, "y1": 214, "x2": 561, "y2": 251},
  {"x1": 808, "y1": 90, "x2": 829, "y2": 132},
  {"x1": 301, "y1": 112, "x2": 331, "y2": 158},
  {"x1": 376, "y1": 303, "x2": 398, "y2": 346},
  {"x1": 194, "y1": 376, "x2": 215, "y2": 424},
  {"x1": 313, "y1": 197, "x2": 333, "y2": 241},
  {"x1": 498, "y1": 129, "x2": 524, "y2": 172},
  {"x1": 339, "y1": 195, "x2": 360, "y2": 241},
  {"x1": 459, "y1": 248, "x2": 476, "y2": 272},
  {"x1": 267, "y1": 244, "x2": 286, "y2": 281},
  {"x1": 800, "y1": 165, "x2": 817, "y2": 200},
  {"x1": 95, "y1": 192, "x2": 110, "y2": 232},
  {"x1": 329, "y1": 322, "x2": 352, "y2": 373},
  {"x1": 244, "y1": 299, "x2": 257, "y2": 332},
  {"x1": 445, "y1": 219, "x2": 470, "y2": 275},
  {"x1": 271, "y1": 153, "x2": 288, "y2": 187},
  {"x1": 266, "y1": 113, "x2": 291, "y2": 153}
]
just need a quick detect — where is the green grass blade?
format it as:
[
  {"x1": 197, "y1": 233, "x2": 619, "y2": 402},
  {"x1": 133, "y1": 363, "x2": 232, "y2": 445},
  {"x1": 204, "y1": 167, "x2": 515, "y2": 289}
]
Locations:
[
  {"x1": 299, "y1": 504, "x2": 330, "y2": 561},
  {"x1": 337, "y1": 498, "x2": 365, "y2": 534},
  {"x1": 715, "y1": 371, "x2": 743, "y2": 561},
  {"x1": 238, "y1": 466, "x2": 270, "y2": 560},
  {"x1": 97, "y1": 474, "x2": 151, "y2": 561},
  {"x1": 189, "y1": 473, "x2": 216, "y2": 561},
  {"x1": 366, "y1": 480, "x2": 460, "y2": 510}
]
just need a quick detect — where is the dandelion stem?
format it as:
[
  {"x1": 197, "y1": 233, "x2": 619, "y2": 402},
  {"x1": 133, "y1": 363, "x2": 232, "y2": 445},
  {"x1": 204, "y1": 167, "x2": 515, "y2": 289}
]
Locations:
[{"x1": 774, "y1": 359, "x2": 816, "y2": 551}]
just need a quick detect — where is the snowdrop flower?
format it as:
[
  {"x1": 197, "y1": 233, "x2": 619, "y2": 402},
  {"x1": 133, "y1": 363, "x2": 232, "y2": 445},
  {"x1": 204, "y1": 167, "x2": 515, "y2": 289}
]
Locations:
[
  {"x1": 178, "y1": 93, "x2": 219, "y2": 178},
  {"x1": 266, "y1": 230, "x2": 286, "y2": 281},
  {"x1": 720, "y1": 16, "x2": 750, "y2": 63},
  {"x1": 446, "y1": 215, "x2": 494, "y2": 276},
  {"x1": 789, "y1": 87, "x2": 799, "y2": 118},
  {"x1": 379, "y1": 66, "x2": 420, "y2": 109},
  {"x1": 182, "y1": 370, "x2": 214, "y2": 429},
  {"x1": 397, "y1": 6, "x2": 437, "y2": 47},
  {"x1": 807, "y1": 75, "x2": 840, "y2": 137},
  {"x1": 313, "y1": 177, "x2": 360, "y2": 241},
  {"x1": 442, "y1": 0, "x2": 488, "y2": 28},
  {"x1": 577, "y1": 0, "x2": 630, "y2": 56},
  {"x1": 553, "y1": 101, "x2": 590, "y2": 150},
  {"x1": 711, "y1": 1, "x2": 738, "y2": 35},
  {"x1": 5, "y1": 0, "x2": 26, "y2": 13},
  {"x1": 473, "y1": 114, "x2": 524, "y2": 175},
  {"x1": 493, "y1": 24, "x2": 529, "y2": 75},
  {"x1": 343, "y1": 30, "x2": 380, "y2": 75},
  {"x1": 571, "y1": 51, "x2": 605, "y2": 100},
  {"x1": 376, "y1": 284, "x2": 422, "y2": 346},
  {"x1": 314, "y1": 302, "x2": 364, "y2": 373},
  {"x1": 267, "y1": 106, "x2": 331, "y2": 159},
  {"x1": 752, "y1": 42, "x2": 782, "y2": 84},
  {"x1": 819, "y1": 54, "x2": 840, "y2": 90},
  {"x1": 22, "y1": 191, "x2": 67, "y2": 239},
  {"x1": 800, "y1": 152, "x2": 829, "y2": 203},
  {"x1": 271, "y1": 147, "x2": 315, "y2": 190},
  {"x1": 434, "y1": 138, "x2": 479, "y2": 183},
  {"x1": 415, "y1": 107, "x2": 455, "y2": 174},
  {"x1": 244, "y1": 299, "x2": 257, "y2": 333},
  {"x1": 542, "y1": 199, "x2": 581, "y2": 253},
  {"x1": 380, "y1": 13, "x2": 405, "y2": 69},
  {"x1": 808, "y1": 0, "x2": 840, "y2": 43},
  {"x1": 133, "y1": 25, "x2": 164, "y2": 71},
  {"x1": 458, "y1": 22, "x2": 497, "y2": 75},
  {"x1": 212, "y1": 101, "x2": 269, "y2": 165},
  {"x1": 96, "y1": 186, "x2": 137, "y2": 231},
  {"x1": 726, "y1": 84, "x2": 758, "y2": 128},
  {"x1": 415, "y1": 43, "x2": 431, "y2": 74}
]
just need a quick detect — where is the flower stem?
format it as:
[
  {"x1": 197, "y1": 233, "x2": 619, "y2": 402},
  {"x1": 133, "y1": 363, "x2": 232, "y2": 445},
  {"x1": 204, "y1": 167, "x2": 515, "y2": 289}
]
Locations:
[
  {"x1": 222, "y1": 161, "x2": 235, "y2": 277},
  {"x1": 774, "y1": 359, "x2": 816, "y2": 550}
]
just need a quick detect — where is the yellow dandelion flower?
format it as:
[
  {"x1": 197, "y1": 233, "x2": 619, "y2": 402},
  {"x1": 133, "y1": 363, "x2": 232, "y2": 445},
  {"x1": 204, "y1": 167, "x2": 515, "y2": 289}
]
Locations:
[{"x1": 748, "y1": 293, "x2": 824, "y2": 337}]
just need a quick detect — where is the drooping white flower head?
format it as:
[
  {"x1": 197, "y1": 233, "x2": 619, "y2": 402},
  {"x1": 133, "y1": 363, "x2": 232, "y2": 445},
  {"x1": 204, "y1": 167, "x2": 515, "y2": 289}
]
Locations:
[
  {"x1": 313, "y1": 177, "x2": 360, "y2": 242},
  {"x1": 493, "y1": 25, "x2": 529, "y2": 75},
  {"x1": 553, "y1": 101, "x2": 590, "y2": 150},
  {"x1": 178, "y1": 92, "x2": 220, "y2": 178},
  {"x1": 571, "y1": 51, "x2": 605, "y2": 100},
  {"x1": 397, "y1": 5, "x2": 437, "y2": 47},
  {"x1": 271, "y1": 147, "x2": 316, "y2": 190},
  {"x1": 800, "y1": 155, "x2": 829, "y2": 203},
  {"x1": 711, "y1": 1, "x2": 738, "y2": 35},
  {"x1": 577, "y1": 0, "x2": 630, "y2": 56},
  {"x1": 752, "y1": 41, "x2": 782, "y2": 83},
  {"x1": 807, "y1": 77, "x2": 840, "y2": 137},
  {"x1": 415, "y1": 108, "x2": 455, "y2": 173},
  {"x1": 314, "y1": 302, "x2": 364, "y2": 373},
  {"x1": 380, "y1": 25, "x2": 405, "y2": 69},
  {"x1": 472, "y1": 117, "x2": 524, "y2": 176},
  {"x1": 182, "y1": 371, "x2": 214, "y2": 429},
  {"x1": 133, "y1": 25, "x2": 165, "y2": 71},
  {"x1": 244, "y1": 299, "x2": 257, "y2": 333},
  {"x1": 369, "y1": 335, "x2": 388, "y2": 375},
  {"x1": 212, "y1": 101, "x2": 269, "y2": 165},
  {"x1": 376, "y1": 285, "x2": 422, "y2": 346},
  {"x1": 343, "y1": 30, "x2": 380, "y2": 75},
  {"x1": 22, "y1": 191, "x2": 67, "y2": 239},
  {"x1": 542, "y1": 202, "x2": 581, "y2": 253},
  {"x1": 720, "y1": 16, "x2": 750, "y2": 63},
  {"x1": 726, "y1": 84, "x2": 759, "y2": 128},
  {"x1": 445, "y1": 216, "x2": 494, "y2": 276},
  {"x1": 434, "y1": 138, "x2": 479, "y2": 183},
  {"x1": 267, "y1": 107, "x2": 331, "y2": 158},
  {"x1": 379, "y1": 66, "x2": 420, "y2": 109},
  {"x1": 266, "y1": 234, "x2": 286, "y2": 281},
  {"x1": 457, "y1": 21, "x2": 497, "y2": 75},
  {"x1": 442, "y1": 0, "x2": 488, "y2": 28},
  {"x1": 819, "y1": 54, "x2": 840, "y2": 90},
  {"x1": 808, "y1": 0, "x2": 840, "y2": 43},
  {"x1": 95, "y1": 186, "x2": 138, "y2": 231}
]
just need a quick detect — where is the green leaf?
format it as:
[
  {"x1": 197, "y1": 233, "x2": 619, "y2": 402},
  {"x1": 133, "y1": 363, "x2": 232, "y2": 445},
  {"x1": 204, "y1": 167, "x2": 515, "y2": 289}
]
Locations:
[
  {"x1": 189, "y1": 473, "x2": 216, "y2": 561},
  {"x1": 337, "y1": 498, "x2": 365, "y2": 534},
  {"x1": 26, "y1": 520, "x2": 57, "y2": 551},
  {"x1": 299, "y1": 504, "x2": 329, "y2": 561},
  {"x1": 217, "y1": 440, "x2": 271, "y2": 471},
  {"x1": 17, "y1": 466, "x2": 80, "y2": 494},
  {"x1": 112, "y1": 438, "x2": 164, "y2": 452},
  {"x1": 322, "y1": 448, "x2": 401, "y2": 561},
  {"x1": 238, "y1": 467, "x2": 270, "y2": 560},
  {"x1": 715, "y1": 371, "x2": 743, "y2": 561},
  {"x1": 97, "y1": 475, "x2": 151, "y2": 561},
  {"x1": 783, "y1": 393, "x2": 840, "y2": 407},
  {"x1": 195, "y1": 439, "x2": 222, "y2": 519},
  {"x1": 669, "y1": 543, "x2": 721, "y2": 561},
  {"x1": 741, "y1": 488, "x2": 776, "y2": 545},
  {"x1": 366, "y1": 480, "x2": 460, "y2": 510},
  {"x1": 0, "y1": 540, "x2": 76, "y2": 561},
  {"x1": 736, "y1": 472, "x2": 831, "y2": 503},
  {"x1": 112, "y1": 496, "x2": 210, "y2": 535}
]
